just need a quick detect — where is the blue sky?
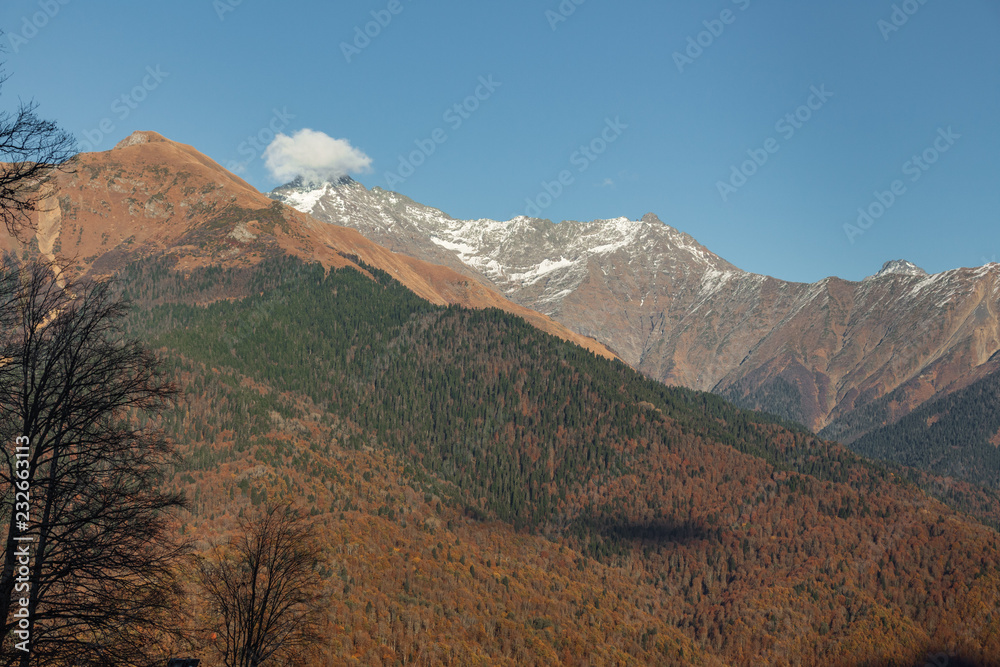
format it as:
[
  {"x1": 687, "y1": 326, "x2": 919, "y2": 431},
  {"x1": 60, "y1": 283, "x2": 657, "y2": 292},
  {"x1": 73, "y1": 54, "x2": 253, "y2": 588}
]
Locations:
[{"x1": 2, "y1": 0, "x2": 997, "y2": 283}]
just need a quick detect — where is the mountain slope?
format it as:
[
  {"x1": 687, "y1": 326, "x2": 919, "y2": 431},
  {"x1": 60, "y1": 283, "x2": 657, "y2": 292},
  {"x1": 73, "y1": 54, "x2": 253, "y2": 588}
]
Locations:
[
  {"x1": 269, "y1": 178, "x2": 1000, "y2": 445},
  {"x1": 121, "y1": 253, "x2": 1000, "y2": 666},
  {"x1": 6, "y1": 131, "x2": 614, "y2": 360},
  {"x1": 851, "y1": 368, "x2": 1000, "y2": 488},
  {"x1": 6, "y1": 132, "x2": 998, "y2": 664}
]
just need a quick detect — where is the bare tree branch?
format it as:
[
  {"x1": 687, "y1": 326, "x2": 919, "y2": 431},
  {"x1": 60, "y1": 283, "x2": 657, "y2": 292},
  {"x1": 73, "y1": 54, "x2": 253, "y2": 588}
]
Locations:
[
  {"x1": 0, "y1": 256, "x2": 189, "y2": 666},
  {"x1": 197, "y1": 504, "x2": 328, "y2": 667},
  {"x1": 0, "y1": 57, "x2": 77, "y2": 239}
]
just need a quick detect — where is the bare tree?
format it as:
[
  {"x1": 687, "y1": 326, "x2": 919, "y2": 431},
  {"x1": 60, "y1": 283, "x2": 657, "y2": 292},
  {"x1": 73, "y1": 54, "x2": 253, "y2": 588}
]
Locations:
[
  {"x1": 197, "y1": 504, "x2": 328, "y2": 666},
  {"x1": 0, "y1": 58, "x2": 77, "y2": 238},
  {"x1": 0, "y1": 257, "x2": 188, "y2": 666}
]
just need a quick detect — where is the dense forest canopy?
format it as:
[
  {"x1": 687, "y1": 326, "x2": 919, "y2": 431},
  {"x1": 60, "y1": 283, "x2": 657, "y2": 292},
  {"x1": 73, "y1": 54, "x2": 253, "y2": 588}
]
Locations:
[{"x1": 111, "y1": 254, "x2": 1000, "y2": 665}]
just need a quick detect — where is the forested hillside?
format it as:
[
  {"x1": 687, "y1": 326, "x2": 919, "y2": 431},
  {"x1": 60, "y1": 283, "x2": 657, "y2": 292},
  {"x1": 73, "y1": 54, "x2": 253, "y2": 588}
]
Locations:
[
  {"x1": 271, "y1": 176, "x2": 1000, "y2": 451},
  {"x1": 121, "y1": 256, "x2": 1000, "y2": 666},
  {"x1": 851, "y1": 371, "x2": 1000, "y2": 490}
]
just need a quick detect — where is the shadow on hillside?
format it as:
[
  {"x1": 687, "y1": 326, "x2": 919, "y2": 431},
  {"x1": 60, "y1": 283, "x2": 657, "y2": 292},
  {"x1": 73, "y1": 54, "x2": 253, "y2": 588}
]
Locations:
[
  {"x1": 592, "y1": 518, "x2": 714, "y2": 546},
  {"x1": 852, "y1": 654, "x2": 996, "y2": 667}
]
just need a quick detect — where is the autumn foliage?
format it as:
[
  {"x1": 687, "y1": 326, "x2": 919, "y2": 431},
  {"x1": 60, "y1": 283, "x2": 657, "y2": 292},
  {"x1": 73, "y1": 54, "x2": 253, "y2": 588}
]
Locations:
[{"x1": 121, "y1": 255, "x2": 1000, "y2": 666}]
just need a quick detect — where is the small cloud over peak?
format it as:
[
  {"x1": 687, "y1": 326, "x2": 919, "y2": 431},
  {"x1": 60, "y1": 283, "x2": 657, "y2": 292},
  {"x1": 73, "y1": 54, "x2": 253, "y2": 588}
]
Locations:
[{"x1": 264, "y1": 129, "x2": 372, "y2": 184}]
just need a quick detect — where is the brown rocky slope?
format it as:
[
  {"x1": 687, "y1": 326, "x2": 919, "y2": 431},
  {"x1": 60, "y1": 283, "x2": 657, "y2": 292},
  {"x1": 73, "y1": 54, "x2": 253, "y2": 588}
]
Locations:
[{"x1": 1, "y1": 131, "x2": 614, "y2": 361}]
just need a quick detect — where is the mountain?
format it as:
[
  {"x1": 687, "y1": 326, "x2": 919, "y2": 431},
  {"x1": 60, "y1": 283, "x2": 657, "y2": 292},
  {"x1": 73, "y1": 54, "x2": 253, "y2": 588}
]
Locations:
[
  {"x1": 875, "y1": 259, "x2": 928, "y2": 278},
  {"x1": 269, "y1": 178, "x2": 1000, "y2": 450},
  {"x1": 851, "y1": 368, "x2": 1000, "y2": 488},
  {"x1": 8, "y1": 132, "x2": 1000, "y2": 664},
  {"x1": 6, "y1": 131, "x2": 614, "y2": 360},
  {"x1": 127, "y1": 253, "x2": 1000, "y2": 666}
]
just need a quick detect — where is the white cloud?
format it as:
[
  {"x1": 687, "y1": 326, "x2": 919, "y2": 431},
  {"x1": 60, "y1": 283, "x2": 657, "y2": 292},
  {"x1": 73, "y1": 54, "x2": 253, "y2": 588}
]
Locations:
[{"x1": 264, "y1": 129, "x2": 372, "y2": 184}]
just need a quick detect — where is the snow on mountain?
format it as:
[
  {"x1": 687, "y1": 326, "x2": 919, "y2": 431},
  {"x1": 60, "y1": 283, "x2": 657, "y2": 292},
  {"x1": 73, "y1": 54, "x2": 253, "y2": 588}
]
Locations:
[
  {"x1": 268, "y1": 177, "x2": 1000, "y2": 439},
  {"x1": 269, "y1": 178, "x2": 742, "y2": 311},
  {"x1": 871, "y1": 259, "x2": 929, "y2": 279}
]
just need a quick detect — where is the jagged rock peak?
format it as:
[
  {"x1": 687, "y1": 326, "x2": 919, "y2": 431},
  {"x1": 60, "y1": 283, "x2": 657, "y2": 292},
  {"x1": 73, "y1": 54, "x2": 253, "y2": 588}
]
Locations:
[
  {"x1": 280, "y1": 174, "x2": 358, "y2": 191},
  {"x1": 873, "y1": 259, "x2": 928, "y2": 278},
  {"x1": 113, "y1": 131, "x2": 169, "y2": 150}
]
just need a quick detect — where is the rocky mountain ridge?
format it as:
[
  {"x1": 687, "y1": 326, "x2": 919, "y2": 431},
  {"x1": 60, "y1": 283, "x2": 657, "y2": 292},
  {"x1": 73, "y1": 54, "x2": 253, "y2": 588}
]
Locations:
[
  {"x1": 2, "y1": 132, "x2": 615, "y2": 360},
  {"x1": 270, "y1": 177, "x2": 1000, "y2": 439}
]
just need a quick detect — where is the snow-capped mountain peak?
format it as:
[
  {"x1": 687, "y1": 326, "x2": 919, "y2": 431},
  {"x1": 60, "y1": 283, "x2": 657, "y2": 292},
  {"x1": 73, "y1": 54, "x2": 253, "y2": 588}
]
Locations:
[
  {"x1": 872, "y1": 259, "x2": 928, "y2": 279},
  {"x1": 268, "y1": 178, "x2": 741, "y2": 308},
  {"x1": 266, "y1": 177, "x2": 1000, "y2": 438}
]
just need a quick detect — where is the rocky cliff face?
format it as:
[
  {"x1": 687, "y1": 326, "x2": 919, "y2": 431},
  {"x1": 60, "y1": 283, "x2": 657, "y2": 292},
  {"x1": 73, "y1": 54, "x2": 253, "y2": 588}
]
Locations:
[{"x1": 270, "y1": 177, "x2": 1000, "y2": 438}]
